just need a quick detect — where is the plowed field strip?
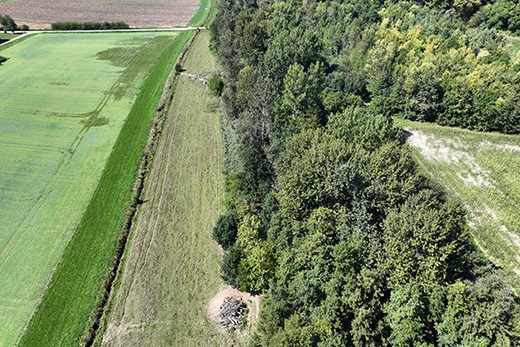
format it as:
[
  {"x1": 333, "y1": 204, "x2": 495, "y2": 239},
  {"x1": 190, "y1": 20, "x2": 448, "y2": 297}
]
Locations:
[{"x1": 0, "y1": 0, "x2": 199, "y2": 28}]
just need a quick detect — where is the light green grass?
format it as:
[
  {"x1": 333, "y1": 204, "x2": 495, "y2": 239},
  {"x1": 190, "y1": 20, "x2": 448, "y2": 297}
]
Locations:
[
  {"x1": 98, "y1": 32, "x2": 249, "y2": 347},
  {"x1": 0, "y1": 31, "x2": 184, "y2": 347},
  {"x1": 397, "y1": 119, "x2": 520, "y2": 286},
  {"x1": 16, "y1": 32, "x2": 191, "y2": 347},
  {"x1": 188, "y1": 0, "x2": 212, "y2": 26}
]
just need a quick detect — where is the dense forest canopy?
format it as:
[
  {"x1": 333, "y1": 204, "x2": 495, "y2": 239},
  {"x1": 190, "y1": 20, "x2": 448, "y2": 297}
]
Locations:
[{"x1": 211, "y1": 0, "x2": 520, "y2": 345}]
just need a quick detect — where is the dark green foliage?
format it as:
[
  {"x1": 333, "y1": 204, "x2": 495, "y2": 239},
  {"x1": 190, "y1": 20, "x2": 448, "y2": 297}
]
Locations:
[
  {"x1": 236, "y1": 240, "x2": 276, "y2": 293},
  {"x1": 51, "y1": 21, "x2": 129, "y2": 30},
  {"x1": 221, "y1": 244, "x2": 242, "y2": 287},
  {"x1": 208, "y1": 75, "x2": 224, "y2": 96},
  {"x1": 384, "y1": 282, "x2": 431, "y2": 346},
  {"x1": 0, "y1": 15, "x2": 16, "y2": 33},
  {"x1": 487, "y1": 0, "x2": 520, "y2": 32},
  {"x1": 212, "y1": 210, "x2": 238, "y2": 249},
  {"x1": 210, "y1": 0, "x2": 520, "y2": 345},
  {"x1": 436, "y1": 272, "x2": 520, "y2": 345},
  {"x1": 382, "y1": 190, "x2": 478, "y2": 289},
  {"x1": 18, "y1": 24, "x2": 29, "y2": 31}
]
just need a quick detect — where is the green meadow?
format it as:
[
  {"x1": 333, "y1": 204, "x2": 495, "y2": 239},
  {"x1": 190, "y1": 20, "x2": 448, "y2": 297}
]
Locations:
[
  {"x1": 398, "y1": 119, "x2": 520, "y2": 286},
  {"x1": 0, "y1": 31, "x2": 187, "y2": 346}
]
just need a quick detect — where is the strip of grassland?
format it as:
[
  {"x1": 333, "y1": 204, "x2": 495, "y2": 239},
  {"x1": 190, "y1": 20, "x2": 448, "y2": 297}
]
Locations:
[
  {"x1": 188, "y1": 0, "x2": 212, "y2": 26},
  {"x1": 97, "y1": 31, "x2": 247, "y2": 347},
  {"x1": 0, "y1": 33, "x2": 16, "y2": 43},
  {"x1": 397, "y1": 118, "x2": 520, "y2": 286},
  {"x1": 17, "y1": 32, "x2": 191, "y2": 347}
]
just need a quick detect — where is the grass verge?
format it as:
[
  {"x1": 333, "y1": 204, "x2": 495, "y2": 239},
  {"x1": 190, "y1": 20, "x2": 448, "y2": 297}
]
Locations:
[
  {"x1": 0, "y1": 32, "x2": 16, "y2": 44},
  {"x1": 0, "y1": 32, "x2": 33, "y2": 49},
  {"x1": 97, "y1": 31, "x2": 249, "y2": 347},
  {"x1": 17, "y1": 32, "x2": 192, "y2": 347},
  {"x1": 188, "y1": 0, "x2": 212, "y2": 26}
]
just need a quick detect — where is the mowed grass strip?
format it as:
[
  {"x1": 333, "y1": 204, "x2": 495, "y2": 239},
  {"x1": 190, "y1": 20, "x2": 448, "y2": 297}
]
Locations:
[
  {"x1": 99, "y1": 32, "x2": 244, "y2": 347},
  {"x1": 17, "y1": 32, "x2": 191, "y2": 347},
  {"x1": 398, "y1": 119, "x2": 520, "y2": 286},
  {"x1": 188, "y1": 0, "x2": 212, "y2": 26}
]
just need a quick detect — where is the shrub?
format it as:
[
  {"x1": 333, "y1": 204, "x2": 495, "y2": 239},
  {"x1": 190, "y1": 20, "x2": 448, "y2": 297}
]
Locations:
[
  {"x1": 212, "y1": 210, "x2": 238, "y2": 249},
  {"x1": 51, "y1": 21, "x2": 129, "y2": 30},
  {"x1": 221, "y1": 244, "x2": 242, "y2": 286},
  {"x1": 208, "y1": 75, "x2": 224, "y2": 96}
]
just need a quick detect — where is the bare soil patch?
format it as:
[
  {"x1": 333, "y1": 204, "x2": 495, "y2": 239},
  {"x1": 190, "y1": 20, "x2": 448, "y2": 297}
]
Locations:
[
  {"x1": 0, "y1": 0, "x2": 199, "y2": 28},
  {"x1": 405, "y1": 128, "x2": 494, "y2": 188},
  {"x1": 208, "y1": 285, "x2": 260, "y2": 325},
  {"x1": 208, "y1": 285, "x2": 260, "y2": 343}
]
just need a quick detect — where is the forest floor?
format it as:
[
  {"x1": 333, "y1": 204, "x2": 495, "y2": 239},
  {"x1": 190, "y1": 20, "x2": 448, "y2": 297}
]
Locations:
[
  {"x1": 99, "y1": 31, "x2": 253, "y2": 347},
  {"x1": 399, "y1": 119, "x2": 520, "y2": 288}
]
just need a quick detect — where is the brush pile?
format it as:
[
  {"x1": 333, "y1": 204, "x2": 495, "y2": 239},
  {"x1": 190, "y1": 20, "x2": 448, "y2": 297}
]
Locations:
[{"x1": 219, "y1": 297, "x2": 246, "y2": 330}]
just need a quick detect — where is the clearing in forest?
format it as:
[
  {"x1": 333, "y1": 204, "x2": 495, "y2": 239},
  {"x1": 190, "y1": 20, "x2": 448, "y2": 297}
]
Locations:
[
  {"x1": 400, "y1": 119, "x2": 520, "y2": 285},
  {"x1": 99, "y1": 32, "x2": 252, "y2": 347},
  {"x1": 0, "y1": 31, "x2": 185, "y2": 347}
]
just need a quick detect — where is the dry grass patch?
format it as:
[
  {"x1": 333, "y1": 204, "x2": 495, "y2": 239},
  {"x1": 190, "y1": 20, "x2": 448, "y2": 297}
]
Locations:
[{"x1": 399, "y1": 118, "x2": 520, "y2": 287}]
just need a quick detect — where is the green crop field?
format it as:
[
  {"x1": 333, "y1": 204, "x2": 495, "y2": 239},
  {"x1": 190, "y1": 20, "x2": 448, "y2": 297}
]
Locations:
[
  {"x1": 398, "y1": 119, "x2": 520, "y2": 286},
  {"x1": 0, "y1": 31, "x2": 188, "y2": 347},
  {"x1": 188, "y1": 0, "x2": 212, "y2": 26}
]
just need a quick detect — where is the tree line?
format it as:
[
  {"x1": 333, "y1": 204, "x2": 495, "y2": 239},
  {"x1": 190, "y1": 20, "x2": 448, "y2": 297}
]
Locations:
[
  {"x1": 51, "y1": 21, "x2": 129, "y2": 30},
  {"x1": 210, "y1": 0, "x2": 520, "y2": 345}
]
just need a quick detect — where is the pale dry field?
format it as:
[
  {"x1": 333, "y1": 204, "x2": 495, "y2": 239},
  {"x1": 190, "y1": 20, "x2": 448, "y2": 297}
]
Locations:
[{"x1": 0, "y1": 0, "x2": 199, "y2": 27}]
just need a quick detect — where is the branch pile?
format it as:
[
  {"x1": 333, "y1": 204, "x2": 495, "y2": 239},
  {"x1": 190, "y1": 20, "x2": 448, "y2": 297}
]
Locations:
[{"x1": 218, "y1": 297, "x2": 246, "y2": 330}]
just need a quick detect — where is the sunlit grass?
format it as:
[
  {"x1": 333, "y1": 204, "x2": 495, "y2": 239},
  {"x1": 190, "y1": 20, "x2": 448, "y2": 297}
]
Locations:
[{"x1": 397, "y1": 118, "x2": 520, "y2": 287}]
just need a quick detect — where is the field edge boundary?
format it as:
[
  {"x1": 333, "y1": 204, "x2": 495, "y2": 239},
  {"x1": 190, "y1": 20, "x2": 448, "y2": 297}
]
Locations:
[{"x1": 86, "y1": 25, "x2": 213, "y2": 347}]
